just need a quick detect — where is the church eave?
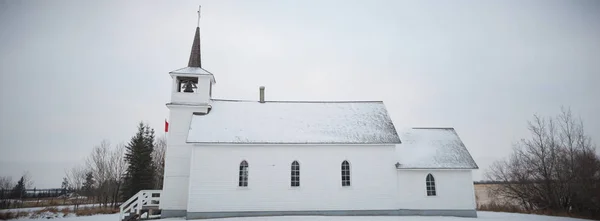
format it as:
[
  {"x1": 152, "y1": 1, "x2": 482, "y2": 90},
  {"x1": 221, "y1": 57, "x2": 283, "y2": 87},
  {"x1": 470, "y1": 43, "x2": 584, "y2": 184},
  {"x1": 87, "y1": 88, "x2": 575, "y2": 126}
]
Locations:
[
  {"x1": 166, "y1": 102, "x2": 212, "y2": 108},
  {"x1": 168, "y1": 69, "x2": 216, "y2": 84}
]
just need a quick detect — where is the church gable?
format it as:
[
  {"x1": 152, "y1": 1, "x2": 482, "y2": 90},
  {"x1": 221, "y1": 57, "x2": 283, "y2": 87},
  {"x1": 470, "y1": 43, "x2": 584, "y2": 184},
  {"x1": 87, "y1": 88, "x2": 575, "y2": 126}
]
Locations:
[{"x1": 186, "y1": 100, "x2": 401, "y2": 144}]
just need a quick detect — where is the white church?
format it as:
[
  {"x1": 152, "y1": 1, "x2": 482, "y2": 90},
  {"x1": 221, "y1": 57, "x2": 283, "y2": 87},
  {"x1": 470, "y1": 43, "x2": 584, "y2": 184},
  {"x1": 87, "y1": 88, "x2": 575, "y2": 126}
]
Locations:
[{"x1": 151, "y1": 21, "x2": 479, "y2": 219}]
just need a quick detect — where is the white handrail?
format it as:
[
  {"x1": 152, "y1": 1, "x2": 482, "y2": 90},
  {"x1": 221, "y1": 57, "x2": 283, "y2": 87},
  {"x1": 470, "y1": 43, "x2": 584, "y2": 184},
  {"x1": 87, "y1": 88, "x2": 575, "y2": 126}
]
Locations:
[{"x1": 119, "y1": 190, "x2": 162, "y2": 221}]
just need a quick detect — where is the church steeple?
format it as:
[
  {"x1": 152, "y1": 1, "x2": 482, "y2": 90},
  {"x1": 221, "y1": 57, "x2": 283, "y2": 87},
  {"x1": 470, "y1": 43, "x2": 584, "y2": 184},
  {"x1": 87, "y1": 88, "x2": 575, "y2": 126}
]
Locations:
[
  {"x1": 168, "y1": 6, "x2": 215, "y2": 107},
  {"x1": 187, "y1": 26, "x2": 201, "y2": 68}
]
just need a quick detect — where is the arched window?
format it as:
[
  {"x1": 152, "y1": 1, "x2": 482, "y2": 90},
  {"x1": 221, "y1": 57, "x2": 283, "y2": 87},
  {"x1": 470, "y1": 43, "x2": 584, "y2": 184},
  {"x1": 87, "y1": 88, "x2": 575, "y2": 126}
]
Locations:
[
  {"x1": 426, "y1": 173, "x2": 436, "y2": 196},
  {"x1": 341, "y1": 160, "x2": 351, "y2": 186},
  {"x1": 291, "y1": 161, "x2": 300, "y2": 187},
  {"x1": 239, "y1": 161, "x2": 248, "y2": 187}
]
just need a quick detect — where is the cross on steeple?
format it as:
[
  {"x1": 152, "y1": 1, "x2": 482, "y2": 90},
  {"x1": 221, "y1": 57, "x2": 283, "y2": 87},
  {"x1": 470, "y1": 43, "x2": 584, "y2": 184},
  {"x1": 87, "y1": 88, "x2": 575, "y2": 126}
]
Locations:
[{"x1": 197, "y1": 5, "x2": 201, "y2": 27}]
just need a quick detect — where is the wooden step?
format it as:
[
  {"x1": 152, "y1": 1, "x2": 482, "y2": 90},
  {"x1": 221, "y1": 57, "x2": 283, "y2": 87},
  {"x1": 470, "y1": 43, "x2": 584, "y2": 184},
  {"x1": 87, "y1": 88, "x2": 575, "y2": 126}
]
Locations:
[{"x1": 122, "y1": 213, "x2": 139, "y2": 221}]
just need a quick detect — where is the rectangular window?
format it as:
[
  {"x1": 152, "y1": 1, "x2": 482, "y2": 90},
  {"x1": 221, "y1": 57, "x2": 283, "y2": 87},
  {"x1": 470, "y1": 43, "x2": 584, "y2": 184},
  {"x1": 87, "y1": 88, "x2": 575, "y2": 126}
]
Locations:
[{"x1": 426, "y1": 185, "x2": 436, "y2": 196}]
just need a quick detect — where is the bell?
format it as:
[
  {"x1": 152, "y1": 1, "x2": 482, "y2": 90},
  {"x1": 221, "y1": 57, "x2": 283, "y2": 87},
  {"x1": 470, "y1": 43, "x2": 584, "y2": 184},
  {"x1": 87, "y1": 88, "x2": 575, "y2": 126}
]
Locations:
[{"x1": 183, "y1": 81, "x2": 196, "y2": 93}]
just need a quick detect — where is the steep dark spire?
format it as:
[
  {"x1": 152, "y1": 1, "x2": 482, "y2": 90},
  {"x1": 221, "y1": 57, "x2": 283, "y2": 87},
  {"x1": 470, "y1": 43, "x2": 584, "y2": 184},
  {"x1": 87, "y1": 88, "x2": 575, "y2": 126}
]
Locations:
[{"x1": 187, "y1": 27, "x2": 201, "y2": 68}]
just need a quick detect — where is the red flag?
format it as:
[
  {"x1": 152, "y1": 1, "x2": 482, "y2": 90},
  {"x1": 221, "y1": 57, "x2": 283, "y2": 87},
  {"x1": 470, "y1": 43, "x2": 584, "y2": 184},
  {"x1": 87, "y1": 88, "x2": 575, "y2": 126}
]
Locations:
[{"x1": 165, "y1": 119, "x2": 169, "y2": 132}]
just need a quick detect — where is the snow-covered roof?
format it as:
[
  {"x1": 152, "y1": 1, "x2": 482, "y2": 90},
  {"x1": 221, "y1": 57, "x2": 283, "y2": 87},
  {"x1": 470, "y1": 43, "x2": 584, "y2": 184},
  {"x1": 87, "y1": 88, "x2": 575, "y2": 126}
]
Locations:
[
  {"x1": 169, "y1": 67, "x2": 214, "y2": 76},
  {"x1": 395, "y1": 128, "x2": 478, "y2": 169},
  {"x1": 187, "y1": 100, "x2": 402, "y2": 144}
]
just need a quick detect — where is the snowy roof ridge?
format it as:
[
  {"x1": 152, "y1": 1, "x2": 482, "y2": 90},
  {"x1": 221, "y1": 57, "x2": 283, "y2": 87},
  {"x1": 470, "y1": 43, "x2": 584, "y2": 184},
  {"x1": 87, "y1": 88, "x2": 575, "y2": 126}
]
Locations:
[
  {"x1": 187, "y1": 100, "x2": 401, "y2": 144},
  {"x1": 395, "y1": 127, "x2": 478, "y2": 169}
]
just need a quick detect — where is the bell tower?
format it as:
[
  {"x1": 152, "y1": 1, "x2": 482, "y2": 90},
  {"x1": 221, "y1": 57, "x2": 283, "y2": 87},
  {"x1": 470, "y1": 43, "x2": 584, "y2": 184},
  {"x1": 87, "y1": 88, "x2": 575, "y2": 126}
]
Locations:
[
  {"x1": 161, "y1": 8, "x2": 215, "y2": 217},
  {"x1": 167, "y1": 21, "x2": 216, "y2": 108}
]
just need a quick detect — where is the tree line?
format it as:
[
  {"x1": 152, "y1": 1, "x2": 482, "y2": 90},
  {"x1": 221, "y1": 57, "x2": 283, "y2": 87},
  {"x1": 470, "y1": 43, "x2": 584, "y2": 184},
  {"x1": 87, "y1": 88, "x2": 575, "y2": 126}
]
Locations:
[
  {"x1": 0, "y1": 121, "x2": 166, "y2": 210},
  {"x1": 0, "y1": 172, "x2": 35, "y2": 208},
  {"x1": 486, "y1": 107, "x2": 600, "y2": 219}
]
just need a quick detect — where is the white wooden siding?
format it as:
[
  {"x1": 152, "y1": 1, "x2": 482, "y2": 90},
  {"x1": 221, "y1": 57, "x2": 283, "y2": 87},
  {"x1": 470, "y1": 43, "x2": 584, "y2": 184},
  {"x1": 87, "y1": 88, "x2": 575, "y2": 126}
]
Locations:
[
  {"x1": 162, "y1": 105, "x2": 476, "y2": 212},
  {"x1": 187, "y1": 145, "x2": 399, "y2": 212},
  {"x1": 160, "y1": 108, "x2": 198, "y2": 211},
  {"x1": 396, "y1": 169, "x2": 476, "y2": 210}
]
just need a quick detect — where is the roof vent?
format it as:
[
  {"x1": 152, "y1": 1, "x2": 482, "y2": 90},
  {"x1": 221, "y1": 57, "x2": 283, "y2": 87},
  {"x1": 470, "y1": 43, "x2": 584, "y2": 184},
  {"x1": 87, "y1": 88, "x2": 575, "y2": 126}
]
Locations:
[{"x1": 259, "y1": 86, "x2": 265, "y2": 103}]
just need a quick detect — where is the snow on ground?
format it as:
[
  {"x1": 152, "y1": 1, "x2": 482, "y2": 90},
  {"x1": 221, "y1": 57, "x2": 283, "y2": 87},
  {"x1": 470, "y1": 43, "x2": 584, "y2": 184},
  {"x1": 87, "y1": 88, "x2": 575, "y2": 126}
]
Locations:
[{"x1": 10, "y1": 211, "x2": 594, "y2": 221}]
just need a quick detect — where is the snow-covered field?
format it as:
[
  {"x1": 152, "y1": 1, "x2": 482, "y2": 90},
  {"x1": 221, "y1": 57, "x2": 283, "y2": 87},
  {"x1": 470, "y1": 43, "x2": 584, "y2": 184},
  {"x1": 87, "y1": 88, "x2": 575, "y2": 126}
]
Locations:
[{"x1": 10, "y1": 211, "x2": 594, "y2": 221}]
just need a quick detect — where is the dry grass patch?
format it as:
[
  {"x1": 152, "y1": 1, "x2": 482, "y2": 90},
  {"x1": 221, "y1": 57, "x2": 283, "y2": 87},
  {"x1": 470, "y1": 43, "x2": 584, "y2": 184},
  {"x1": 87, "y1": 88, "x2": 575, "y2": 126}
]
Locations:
[
  {"x1": 478, "y1": 203, "x2": 595, "y2": 220},
  {"x1": 37, "y1": 206, "x2": 59, "y2": 214},
  {"x1": 60, "y1": 207, "x2": 71, "y2": 215},
  {"x1": 478, "y1": 202, "x2": 524, "y2": 213},
  {"x1": 74, "y1": 207, "x2": 119, "y2": 216},
  {"x1": 0, "y1": 211, "x2": 30, "y2": 220}
]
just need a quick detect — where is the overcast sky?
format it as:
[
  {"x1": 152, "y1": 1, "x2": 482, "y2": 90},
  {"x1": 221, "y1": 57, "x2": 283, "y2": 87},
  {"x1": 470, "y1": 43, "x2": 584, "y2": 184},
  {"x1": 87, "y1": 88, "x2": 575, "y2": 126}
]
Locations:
[{"x1": 1, "y1": 0, "x2": 599, "y2": 188}]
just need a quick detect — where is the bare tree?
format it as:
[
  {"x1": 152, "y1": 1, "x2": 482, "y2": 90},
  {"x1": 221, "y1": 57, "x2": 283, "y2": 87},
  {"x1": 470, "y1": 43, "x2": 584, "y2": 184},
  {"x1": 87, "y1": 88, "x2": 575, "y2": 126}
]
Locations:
[
  {"x1": 65, "y1": 165, "x2": 86, "y2": 211},
  {"x1": 152, "y1": 136, "x2": 166, "y2": 189},
  {"x1": 486, "y1": 107, "x2": 600, "y2": 219},
  {"x1": 109, "y1": 142, "x2": 127, "y2": 207},
  {"x1": 0, "y1": 176, "x2": 12, "y2": 190},
  {"x1": 0, "y1": 176, "x2": 13, "y2": 201},
  {"x1": 86, "y1": 139, "x2": 111, "y2": 206},
  {"x1": 21, "y1": 171, "x2": 34, "y2": 189}
]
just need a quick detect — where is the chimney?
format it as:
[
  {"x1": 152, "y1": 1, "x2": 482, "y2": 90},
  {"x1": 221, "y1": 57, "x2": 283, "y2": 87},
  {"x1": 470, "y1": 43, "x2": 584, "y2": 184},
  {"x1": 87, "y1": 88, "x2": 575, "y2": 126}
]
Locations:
[{"x1": 259, "y1": 86, "x2": 265, "y2": 103}]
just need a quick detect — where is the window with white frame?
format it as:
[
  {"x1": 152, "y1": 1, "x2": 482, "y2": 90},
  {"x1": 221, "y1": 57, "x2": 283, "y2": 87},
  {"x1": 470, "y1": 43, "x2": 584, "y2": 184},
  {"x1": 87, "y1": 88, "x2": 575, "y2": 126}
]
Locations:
[
  {"x1": 291, "y1": 161, "x2": 300, "y2": 187},
  {"x1": 426, "y1": 173, "x2": 436, "y2": 196},
  {"x1": 239, "y1": 160, "x2": 249, "y2": 187},
  {"x1": 341, "y1": 160, "x2": 351, "y2": 186}
]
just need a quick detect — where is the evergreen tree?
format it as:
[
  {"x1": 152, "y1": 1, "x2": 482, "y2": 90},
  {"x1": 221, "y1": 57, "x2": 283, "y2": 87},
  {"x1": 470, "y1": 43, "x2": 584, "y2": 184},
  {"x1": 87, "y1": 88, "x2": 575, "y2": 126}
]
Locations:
[
  {"x1": 11, "y1": 176, "x2": 25, "y2": 199},
  {"x1": 122, "y1": 122, "x2": 156, "y2": 199},
  {"x1": 82, "y1": 172, "x2": 95, "y2": 198},
  {"x1": 61, "y1": 177, "x2": 69, "y2": 195}
]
